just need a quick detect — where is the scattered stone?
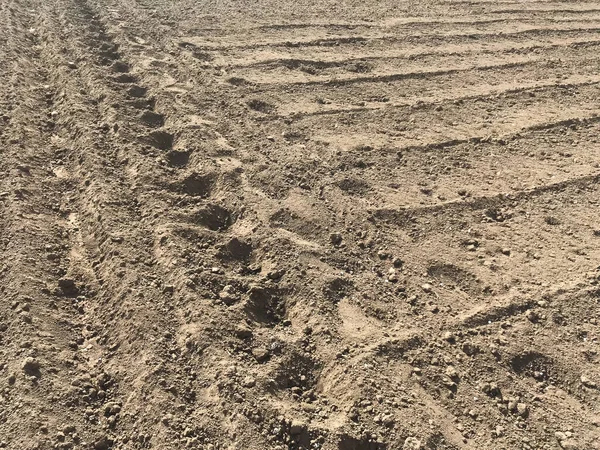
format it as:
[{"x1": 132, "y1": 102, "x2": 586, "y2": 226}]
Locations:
[
  {"x1": 525, "y1": 310, "x2": 539, "y2": 323},
  {"x1": 67, "y1": 61, "x2": 78, "y2": 69},
  {"x1": 501, "y1": 248, "x2": 511, "y2": 256}
]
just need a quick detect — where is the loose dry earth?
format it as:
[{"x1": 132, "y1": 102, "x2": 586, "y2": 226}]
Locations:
[{"x1": 1, "y1": 0, "x2": 600, "y2": 449}]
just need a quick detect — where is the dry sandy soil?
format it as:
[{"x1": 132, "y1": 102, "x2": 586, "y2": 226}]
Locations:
[{"x1": 1, "y1": 0, "x2": 600, "y2": 448}]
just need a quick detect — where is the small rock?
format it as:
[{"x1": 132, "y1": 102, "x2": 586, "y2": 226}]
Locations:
[
  {"x1": 555, "y1": 432, "x2": 567, "y2": 441},
  {"x1": 377, "y1": 250, "x2": 391, "y2": 260},
  {"x1": 22, "y1": 357, "x2": 40, "y2": 373},
  {"x1": 67, "y1": 61, "x2": 78, "y2": 69},
  {"x1": 235, "y1": 326, "x2": 253, "y2": 339},
  {"x1": 403, "y1": 436, "x2": 422, "y2": 450},
  {"x1": 442, "y1": 331, "x2": 455, "y2": 343},
  {"x1": 445, "y1": 366, "x2": 459, "y2": 380},
  {"x1": 382, "y1": 415, "x2": 395, "y2": 427},
  {"x1": 525, "y1": 310, "x2": 539, "y2": 323},
  {"x1": 58, "y1": 277, "x2": 79, "y2": 296},
  {"x1": 516, "y1": 403, "x2": 529, "y2": 417},
  {"x1": 290, "y1": 420, "x2": 306, "y2": 435},
  {"x1": 266, "y1": 268, "x2": 285, "y2": 280},
  {"x1": 218, "y1": 285, "x2": 239, "y2": 305},
  {"x1": 558, "y1": 438, "x2": 581, "y2": 450},
  {"x1": 421, "y1": 283, "x2": 432, "y2": 293},
  {"x1": 93, "y1": 436, "x2": 112, "y2": 450},
  {"x1": 461, "y1": 341, "x2": 480, "y2": 356},
  {"x1": 103, "y1": 402, "x2": 121, "y2": 416},
  {"x1": 242, "y1": 376, "x2": 256, "y2": 388},
  {"x1": 251, "y1": 347, "x2": 270, "y2": 363},
  {"x1": 481, "y1": 382, "x2": 501, "y2": 397},
  {"x1": 20, "y1": 312, "x2": 32, "y2": 323},
  {"x1": 581, "y1": 375, "x2": 597, "y2": 388},
  {"x1": 329, "y1": 233, "x2": 343, "y2": 246}
]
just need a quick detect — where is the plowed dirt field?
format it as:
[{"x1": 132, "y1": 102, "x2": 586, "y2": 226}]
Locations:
[{"x1": 1, "y1": 0, "x2": 600, "y2": 449}]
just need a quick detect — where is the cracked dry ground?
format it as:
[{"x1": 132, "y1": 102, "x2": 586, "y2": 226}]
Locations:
[{"x1": 1, "y1": 0, "x2": 600, "y2": 449}]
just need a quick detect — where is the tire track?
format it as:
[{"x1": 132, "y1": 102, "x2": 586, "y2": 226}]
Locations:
[
  {"x1": 34, "y1": 0, "x2": 200, "y2": 447},
  {"x1": 0, "y1": 1, "x2": 114, "y2": 447}
]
